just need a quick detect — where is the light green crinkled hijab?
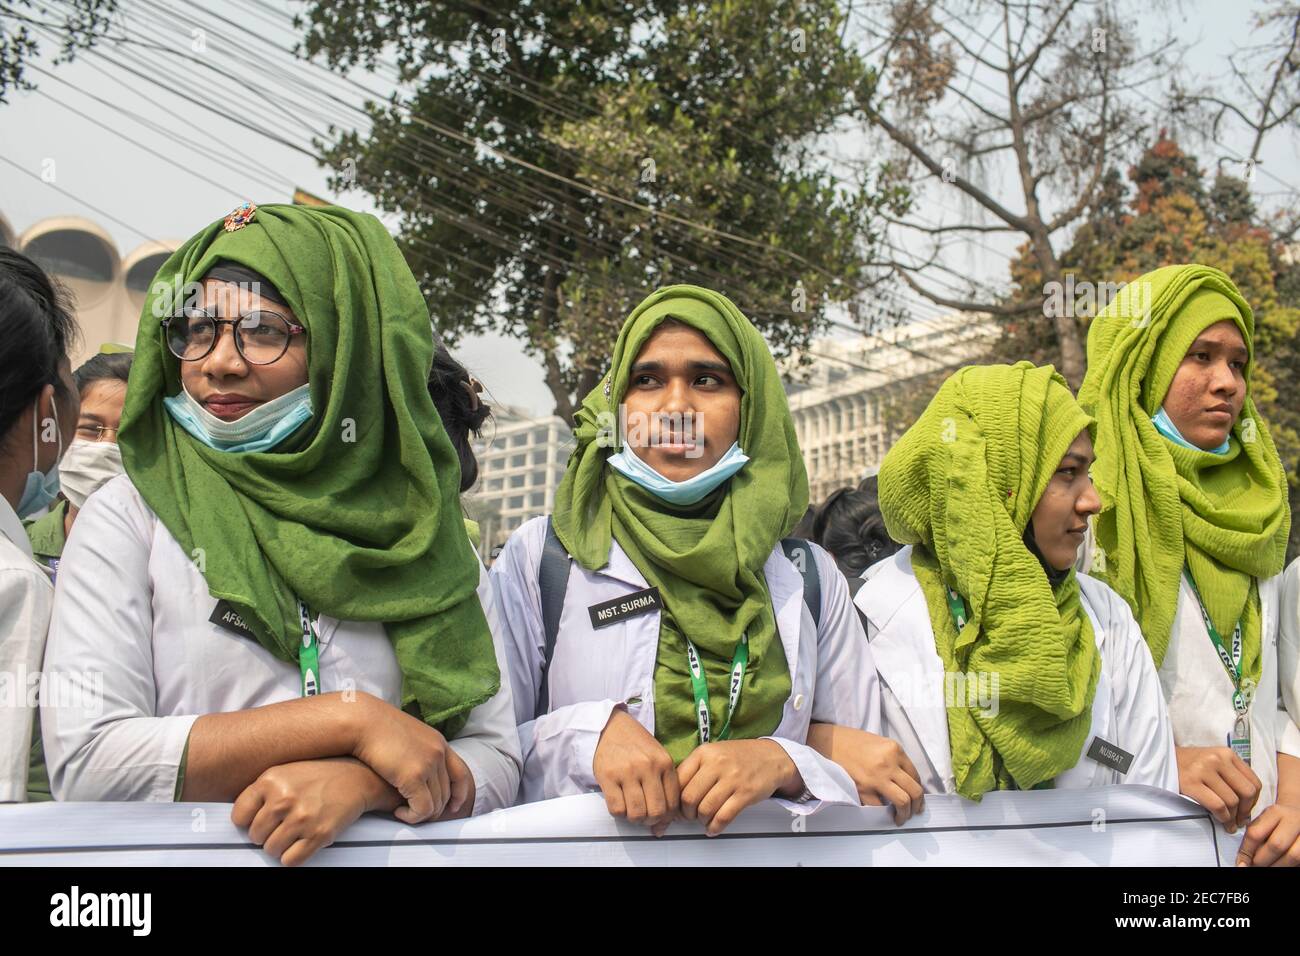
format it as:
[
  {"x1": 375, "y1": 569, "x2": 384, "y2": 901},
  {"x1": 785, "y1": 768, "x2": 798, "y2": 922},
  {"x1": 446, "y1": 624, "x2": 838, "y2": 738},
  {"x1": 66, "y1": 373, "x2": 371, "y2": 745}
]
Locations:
[
  {"x1": 551, "y1": 285, "x2": 808, "y2": 763},
  {"x1": 1077, "y1": 264, "x2": 1290, "y2": 676},
  {"x1": 118, "y1": 203, "x2": 499, "y2": 732},
  {"x1": 879, "y1": 362, "x2": 1100, "y2": 799}
]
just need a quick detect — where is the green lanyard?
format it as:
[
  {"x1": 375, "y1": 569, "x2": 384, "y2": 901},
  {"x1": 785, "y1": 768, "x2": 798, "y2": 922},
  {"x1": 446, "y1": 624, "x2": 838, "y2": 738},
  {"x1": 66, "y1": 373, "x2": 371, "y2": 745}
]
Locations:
[
  {"x1": 1182, "y1": 568, "x2": 1248, "y2": 717},
  {"x1": 944, "y1": 585, "x2": 970, "y2": 630},
  {"x1": 1182, "y1": 567, "x2": 1252, "y2": 764},
  {"x1": 297, "y1": 599, "x2": 321, "y2": 698},
  {"x1": 685, "y1": 633, "x2": 748, "y2": 745}
]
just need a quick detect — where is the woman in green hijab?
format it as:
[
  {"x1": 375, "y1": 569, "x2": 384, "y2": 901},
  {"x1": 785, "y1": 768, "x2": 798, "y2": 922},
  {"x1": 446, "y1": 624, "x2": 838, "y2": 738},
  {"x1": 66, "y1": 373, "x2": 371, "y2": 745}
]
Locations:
[
  {"x1": 835, "y1": 362, "x2": 1177, "y2": 799},
  {"x1": 490, "y1": 285, "x2": 916, "y2": 836},
  {"x1": 40, "y1": 203, "x2": 519, "y2": 865},
  {"x1": 1078, "y1": 264, "x2": 1298, "y2": 866}
]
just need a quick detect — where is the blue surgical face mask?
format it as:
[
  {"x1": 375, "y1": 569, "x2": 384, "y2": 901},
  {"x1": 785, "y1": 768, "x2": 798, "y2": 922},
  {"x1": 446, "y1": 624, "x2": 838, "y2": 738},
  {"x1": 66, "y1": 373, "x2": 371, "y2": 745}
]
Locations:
[
  {"x1": 1152, "y1": 406, "x2": 1230, "y2": 455},
  {"x1": 606, "y1": 441, "x2": 749, "y2": 505},
  {"x1": 163, "y1": 382, "x2": 313, "y2": 453},
  {"x1": 17, "y1": 396, "x2": 64, "y2": 518}
]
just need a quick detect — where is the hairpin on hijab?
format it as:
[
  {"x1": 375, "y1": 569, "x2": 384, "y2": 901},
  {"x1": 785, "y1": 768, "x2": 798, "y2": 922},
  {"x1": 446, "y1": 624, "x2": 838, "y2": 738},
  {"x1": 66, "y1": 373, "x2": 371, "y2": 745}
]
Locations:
[{"x1": 224, "y1": 202, "x2": 257, "y2": 232}]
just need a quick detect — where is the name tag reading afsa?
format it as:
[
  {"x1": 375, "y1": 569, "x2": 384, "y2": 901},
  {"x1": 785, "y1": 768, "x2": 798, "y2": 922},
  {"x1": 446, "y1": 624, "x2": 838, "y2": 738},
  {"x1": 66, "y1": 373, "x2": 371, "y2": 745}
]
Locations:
[
  {"x1": 209, "y1": 600, "x2": 257, "y2": 640},
  {"x1": 588, "y1": 587, "x2": 662, "y2": 630}
]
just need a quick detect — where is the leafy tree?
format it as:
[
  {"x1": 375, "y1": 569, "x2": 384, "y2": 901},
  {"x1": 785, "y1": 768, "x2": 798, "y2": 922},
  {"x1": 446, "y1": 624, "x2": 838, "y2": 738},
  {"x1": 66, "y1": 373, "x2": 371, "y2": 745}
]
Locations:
[
  {"x1": 0, "y1": 0, "x2": 119, "y2": 104},
  {"x1": 298, "y1": 0, "x2": 894, "y2": 419}
]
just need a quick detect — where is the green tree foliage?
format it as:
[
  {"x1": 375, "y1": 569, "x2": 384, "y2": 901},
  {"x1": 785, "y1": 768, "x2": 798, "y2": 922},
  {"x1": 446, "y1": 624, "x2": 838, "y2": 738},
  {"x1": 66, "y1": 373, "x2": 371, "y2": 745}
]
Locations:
[
  {"x1": 0, "y1": 0, "x2": 119, "y2": 104},
  {"x1": 297, "y1": 1, "x2": 895, "y2": 419}
]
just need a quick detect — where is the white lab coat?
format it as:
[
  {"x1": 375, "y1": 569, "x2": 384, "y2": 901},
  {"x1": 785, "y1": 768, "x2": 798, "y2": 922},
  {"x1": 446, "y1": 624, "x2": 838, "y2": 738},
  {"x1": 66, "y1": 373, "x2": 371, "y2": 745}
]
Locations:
[
  {"x1": 853, "y1": 546, "x2": 1179, "y2": 795},
  {"x1": 1080, "y1": 531, "x2": 1300, "y2": 810},
  {"x1": 1283, "y1": 557, "x2": 1300, "y2": 778},
  {"x1": 40, "y1": 474, "x2": 521, "y2": 813},
  {"x1": 490, "y1": 515, "x2": 882, "y2": 812},
  {"x1": 0, "y1": 495, "x2": 54, "y2": 802},
  {"x1": 1160, "y1": 571, "x2": 1294, "y2": 810}
]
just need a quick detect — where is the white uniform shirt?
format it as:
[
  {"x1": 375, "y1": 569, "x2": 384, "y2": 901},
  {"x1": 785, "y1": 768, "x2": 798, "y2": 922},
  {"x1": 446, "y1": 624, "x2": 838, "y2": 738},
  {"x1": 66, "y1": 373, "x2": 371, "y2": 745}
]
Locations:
[
  {"x1": 854, "y1": 546, "x2": 1179, "y2": 795},
  {"x1": 1282, "y1": 558, "x2": 1300, "y2": 785},
  {"x1": 1159, "y1": 571, "x2": 1294, "y2": 810},
  {"x1": 490, "y1": 515, "x2": 882, "y2": 813},
  {"x1": 0, "y1": 495, "x2": 54, "y2": 802},
  {"x1": 40, "y1": 474, "x2": 521, "y2": 813},
  {"x1": 1079, "y1": 529, "x2": 1300, "y2": 810}
]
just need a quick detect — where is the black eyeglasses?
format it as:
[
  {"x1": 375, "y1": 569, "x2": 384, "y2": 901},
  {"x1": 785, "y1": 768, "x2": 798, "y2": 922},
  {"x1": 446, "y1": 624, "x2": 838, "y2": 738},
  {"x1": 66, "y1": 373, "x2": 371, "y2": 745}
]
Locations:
[{"x1": 160, "y1": 307, "x2": 306, "y2": 366}]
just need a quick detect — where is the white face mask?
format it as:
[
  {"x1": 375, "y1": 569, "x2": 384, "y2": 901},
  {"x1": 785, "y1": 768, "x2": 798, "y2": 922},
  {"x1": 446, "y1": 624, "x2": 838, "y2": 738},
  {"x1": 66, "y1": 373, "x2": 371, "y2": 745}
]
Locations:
[
  {"x1": 162, "y1": 382, "x2": 313, "y2": 453},
  {"x1": 58, "y1": 439, "x2": 125, "y2": 509},
  {"x1": 605, "y1": 441, "x2": 750, "y2": 505}
]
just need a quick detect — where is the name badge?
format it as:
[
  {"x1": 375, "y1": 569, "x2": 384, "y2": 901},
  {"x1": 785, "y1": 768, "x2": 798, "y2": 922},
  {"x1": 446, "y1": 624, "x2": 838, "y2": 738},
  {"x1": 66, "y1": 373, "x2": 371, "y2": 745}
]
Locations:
[
  {"x1": 209, "y1": 600, "x2": 257, "y2": 640},
  {"x1": 588, "y1": 587, "x2": 662, "y2": 630},
  {"x1": 1086, "y1": 736, "x2": 1134, "y2": 776}
]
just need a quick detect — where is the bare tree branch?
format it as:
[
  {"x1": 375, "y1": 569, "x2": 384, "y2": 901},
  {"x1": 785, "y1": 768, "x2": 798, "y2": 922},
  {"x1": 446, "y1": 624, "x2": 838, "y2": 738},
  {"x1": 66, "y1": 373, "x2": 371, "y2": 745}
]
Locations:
[
  {"x1": 862, "y1": 102, "x2": 1031, "y2": 230},
  {"x1": 897, "y1": 266, "x2": 1042, "y2": 315},
  {"x1": 1014, "y1": 0, "x2": 1084, "y2": 93},
  {"x1": 884, "y1": 214, "x2": 1018, "y2": 234}
]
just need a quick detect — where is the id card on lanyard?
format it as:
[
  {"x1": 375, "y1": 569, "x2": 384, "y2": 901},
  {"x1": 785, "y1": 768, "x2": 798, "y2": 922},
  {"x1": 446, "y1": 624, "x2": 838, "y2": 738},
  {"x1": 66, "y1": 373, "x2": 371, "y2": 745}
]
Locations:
[
  {"x1": 1183, "y1": 568, "x2": 1252, "y2": 766},
  {"x1": 297, "y1": 599, "x2": 321, "y2": 698},
  {"x1": 685, "y1": 633, "x2": 748, "y2": 745}
]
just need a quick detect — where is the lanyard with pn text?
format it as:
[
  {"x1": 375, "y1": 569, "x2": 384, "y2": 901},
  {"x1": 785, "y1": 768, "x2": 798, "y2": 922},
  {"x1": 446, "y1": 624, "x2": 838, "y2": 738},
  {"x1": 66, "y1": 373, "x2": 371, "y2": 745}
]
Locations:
[
  {"x1": 685, "y1": 633, "x2": 748, "y2": 745},
  {"x1": 297, "y1": 599, "x2": 320, "y2": 697}
]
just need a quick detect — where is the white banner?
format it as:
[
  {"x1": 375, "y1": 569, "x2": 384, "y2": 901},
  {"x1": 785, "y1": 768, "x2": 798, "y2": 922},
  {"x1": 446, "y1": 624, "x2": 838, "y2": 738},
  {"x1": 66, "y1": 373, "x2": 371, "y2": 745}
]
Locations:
[{"x1": 0, "y1": 785, "x2": 1237, "y2": 866}]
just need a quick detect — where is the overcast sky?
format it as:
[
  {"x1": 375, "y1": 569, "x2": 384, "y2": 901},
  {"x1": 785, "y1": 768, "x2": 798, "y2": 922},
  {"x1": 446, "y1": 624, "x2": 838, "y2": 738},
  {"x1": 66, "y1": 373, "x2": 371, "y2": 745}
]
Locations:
[{"x1": 3, "y1": 0, "x2": 1295, "y2": 417}]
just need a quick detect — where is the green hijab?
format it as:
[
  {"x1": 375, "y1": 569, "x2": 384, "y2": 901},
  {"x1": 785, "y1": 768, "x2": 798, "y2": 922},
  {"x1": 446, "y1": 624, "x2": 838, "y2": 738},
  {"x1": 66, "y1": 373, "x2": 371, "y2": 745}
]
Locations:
[
  {"x1": 551, "y1": 285, "x2": 807, "y2": 763},
  {"x1": 879, "y1": 362, "x2": 1100, "y2": 799},
  {"x1": 1077, "y1": 264, "x2": 1290, "y2": 675},
  {"x1": 23, "y1": 499, "x2": 68, "y2": 565},
  {"x1": 118, "y1": 203, "x2": 499, "y2": 731}
]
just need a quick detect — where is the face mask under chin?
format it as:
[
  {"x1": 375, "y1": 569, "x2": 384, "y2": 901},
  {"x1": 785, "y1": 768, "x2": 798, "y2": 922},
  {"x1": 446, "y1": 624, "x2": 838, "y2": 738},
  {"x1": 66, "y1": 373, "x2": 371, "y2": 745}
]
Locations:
[{"x1": 163, "y1": 382, "x2": 313, "y2": 453}]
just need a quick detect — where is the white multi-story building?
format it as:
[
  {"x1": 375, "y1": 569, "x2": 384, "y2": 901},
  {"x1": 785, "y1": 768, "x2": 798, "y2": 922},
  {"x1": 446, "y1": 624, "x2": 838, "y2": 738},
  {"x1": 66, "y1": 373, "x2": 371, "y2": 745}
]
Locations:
[
  {"x1": 784, "y1": 313, "x2": 995, "y2": 504},
  {"x1": 467, "y1": 406, "x2": 573, "y2": 556}
]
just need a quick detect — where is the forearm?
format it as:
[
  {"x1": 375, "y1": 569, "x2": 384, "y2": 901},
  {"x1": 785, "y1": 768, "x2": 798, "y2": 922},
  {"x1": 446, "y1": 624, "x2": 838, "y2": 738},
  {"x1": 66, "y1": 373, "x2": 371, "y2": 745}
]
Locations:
[
  {"x1": 333, "y1": 756, "x2": 474, "y2": 820},
  {"x1": 806, "y1": 721, "x2": 833, "y2": 759},
  {"x1": 181, "y1": 692, "x2": 374, "y2": 801},
  {"x1": 341, "y1": 757, "x2": 404, "y2": 815},
  {"x1": 1277, "y1": 752, "x2": 1300, "y2": 806},
  {"x1": 773, "y1": 764, "x2": 806, "y2": 800}
]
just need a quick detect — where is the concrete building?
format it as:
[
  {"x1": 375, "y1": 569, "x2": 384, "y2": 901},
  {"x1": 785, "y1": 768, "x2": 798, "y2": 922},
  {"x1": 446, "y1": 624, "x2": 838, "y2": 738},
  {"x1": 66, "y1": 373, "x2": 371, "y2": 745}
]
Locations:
[
  {"x1": 466, "y1": 406, "x2": 574, "y2": 557},
  {"x1": 784, "y1": 313, "x2": 995, "y2": 504},
  {"x1": 2, "y1": 212, "x2": 180, "y2": 366},
  {"x1": 2, "y1": 196, "x2": 322, "y2": 365}
]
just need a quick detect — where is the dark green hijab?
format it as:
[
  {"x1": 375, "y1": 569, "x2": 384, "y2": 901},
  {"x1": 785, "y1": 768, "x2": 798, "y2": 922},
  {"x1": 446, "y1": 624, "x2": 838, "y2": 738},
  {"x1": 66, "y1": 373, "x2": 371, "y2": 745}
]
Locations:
[
  {"x1": 119, "y1": 203, "x2": 498, "y2": 730},
  {"x1": 552, "y1": 285, "x2": 808, "y2": 762}
]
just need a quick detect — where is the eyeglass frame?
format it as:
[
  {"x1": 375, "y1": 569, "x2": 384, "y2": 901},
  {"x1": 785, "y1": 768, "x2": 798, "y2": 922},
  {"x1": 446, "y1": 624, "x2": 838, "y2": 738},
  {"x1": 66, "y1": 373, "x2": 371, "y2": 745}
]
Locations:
[
  {"x1": 74, "y1": 422, "x2": 121, "y2": 442},
  {"x1": 159, "y1": 308, "x2": 307, "y2": 366}
]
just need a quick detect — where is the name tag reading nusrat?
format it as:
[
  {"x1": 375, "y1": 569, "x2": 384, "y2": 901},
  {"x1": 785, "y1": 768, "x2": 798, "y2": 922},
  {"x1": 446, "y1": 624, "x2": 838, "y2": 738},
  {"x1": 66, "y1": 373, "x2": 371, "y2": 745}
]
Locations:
[
  {"x1": 588, "y1": 587, "x2": 662, "y2": 630},
  {"x1": 1086, "y1": 736, "x2": 1134, "y2": 776}
]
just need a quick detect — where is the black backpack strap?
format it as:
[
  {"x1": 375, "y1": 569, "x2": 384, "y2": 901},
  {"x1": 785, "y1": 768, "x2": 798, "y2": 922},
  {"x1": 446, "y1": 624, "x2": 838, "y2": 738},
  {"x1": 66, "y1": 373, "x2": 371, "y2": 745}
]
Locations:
[
  {"x1": 780, "y1": 537, "x2": 822, "y2": 630},
  {"x1": 536, "y1": 516, "x2": 572, "y2": 717},
  {"x1": 844, "y1": 573, "x2": 871, "y2": 636}
]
